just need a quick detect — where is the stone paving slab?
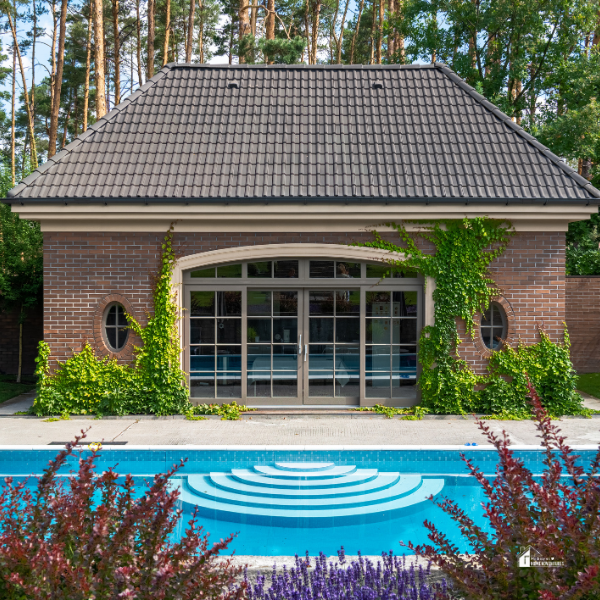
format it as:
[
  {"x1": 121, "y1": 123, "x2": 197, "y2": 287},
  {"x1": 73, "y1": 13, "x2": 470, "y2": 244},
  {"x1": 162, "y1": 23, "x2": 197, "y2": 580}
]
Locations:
[{"x1": 1, "y1": 414, "x2": 600, "y2": 447}]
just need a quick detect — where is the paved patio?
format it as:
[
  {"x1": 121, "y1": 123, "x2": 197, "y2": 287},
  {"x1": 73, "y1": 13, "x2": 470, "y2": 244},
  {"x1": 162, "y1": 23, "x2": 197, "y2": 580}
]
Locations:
[{"x1": 1, "y1": 391, "x2": 599, "y2": 447}]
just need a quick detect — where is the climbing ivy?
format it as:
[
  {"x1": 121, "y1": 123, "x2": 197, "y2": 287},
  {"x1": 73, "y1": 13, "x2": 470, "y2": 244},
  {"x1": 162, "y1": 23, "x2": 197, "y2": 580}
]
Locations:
[
  {"x1": 33, "y1": 225, "x2": 190, "y2": 416},
  {"x1": 358, "y1": 217, "x2": 586, "y2": 417}
]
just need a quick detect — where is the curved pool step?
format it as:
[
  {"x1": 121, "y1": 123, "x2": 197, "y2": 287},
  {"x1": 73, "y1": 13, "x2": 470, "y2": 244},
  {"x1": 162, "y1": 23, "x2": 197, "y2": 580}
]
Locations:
[
  {"x1": 231, "y1": 469, "x2": 380, "y2": 489},
  {"x1": 188, "y1": 473, "x2": 418, "y2": 508},
  {"x1": 177, "y1": 477, "x2": 445, "y2": 527},
  {"x1": 253, "y1": 464, "x2": 357, "y2": 478},
  {"x1": 275, "y1": 462, "x2": 335, "y2": 472},
  {"x1": 206, "y1": 472, "x2": 401, "y2": 499}
]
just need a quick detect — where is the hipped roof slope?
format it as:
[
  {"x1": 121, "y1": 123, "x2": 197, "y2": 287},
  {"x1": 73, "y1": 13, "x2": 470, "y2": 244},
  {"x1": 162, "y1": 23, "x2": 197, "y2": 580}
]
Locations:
[{"x1": 7, "y1": 63, "x2": 600, "y2": 202}]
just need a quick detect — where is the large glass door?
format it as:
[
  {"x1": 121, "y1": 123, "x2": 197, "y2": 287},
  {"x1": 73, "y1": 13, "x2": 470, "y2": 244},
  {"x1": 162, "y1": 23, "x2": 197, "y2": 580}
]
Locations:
[{"x1": 185, "y1": 258, "x2": 422, "y2": 406}]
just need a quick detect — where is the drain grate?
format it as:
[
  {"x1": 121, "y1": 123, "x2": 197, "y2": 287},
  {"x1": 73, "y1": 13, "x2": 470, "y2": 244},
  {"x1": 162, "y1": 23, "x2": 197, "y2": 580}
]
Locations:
[{"x1": 48, "y1": 441, "x2": 128, "y2": 445}]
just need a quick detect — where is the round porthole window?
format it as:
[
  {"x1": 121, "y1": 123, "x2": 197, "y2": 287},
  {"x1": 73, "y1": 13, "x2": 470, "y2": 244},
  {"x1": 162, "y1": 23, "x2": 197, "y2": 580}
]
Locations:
[
  {"x1": 103, "y1": 303, "x2": 129, "y2": 351},
  {"x1": 480, "y1": 302, "x2": 507, "y2": 350}
]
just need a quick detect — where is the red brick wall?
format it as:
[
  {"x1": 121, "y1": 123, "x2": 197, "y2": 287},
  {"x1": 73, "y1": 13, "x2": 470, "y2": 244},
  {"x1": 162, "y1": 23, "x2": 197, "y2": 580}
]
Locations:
[
  {"x1": 0, "y1": 305, "x2": 44, "y2": 376},
  {"x1": 458, "y1": 232, "x2": 567, "y2": 374},
  {"x1": 43, "y1": 231, "x2": 567, "y2": 373},
  {"x1": 565, "y1": 276, "x2": 600, "y2": 374}
]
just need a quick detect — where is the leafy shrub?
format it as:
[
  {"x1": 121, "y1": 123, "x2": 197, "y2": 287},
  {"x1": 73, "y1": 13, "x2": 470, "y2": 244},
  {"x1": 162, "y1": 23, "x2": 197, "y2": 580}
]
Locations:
[
  {"x1": 405, "y1": 382, "x2": 600, "y2": 600},
  {"x1": 192, "y1": 401, "x2": 257, "y2": 420},
  {"x1": 245, "y1": 549, "x2": 448, "y2": 600},
  {"x1": 0, "y1": 431, "x2": 244, "y2": 600},
  {"x1": 476, "y1": 327, "x2": 585, "y2": 417},
  {"x1": 32, "y1": 226, "x2": 189, "y2": 416}
]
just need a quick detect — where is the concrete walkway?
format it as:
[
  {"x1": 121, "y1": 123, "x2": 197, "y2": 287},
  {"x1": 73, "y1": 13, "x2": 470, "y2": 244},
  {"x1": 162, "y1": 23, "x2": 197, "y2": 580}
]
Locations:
[
  {"x1": 1, "y1": 391, "x2": 599, "y2": 447},
  {"x1": 1, "y1": 413, "x2": 600, "y2": 447}
]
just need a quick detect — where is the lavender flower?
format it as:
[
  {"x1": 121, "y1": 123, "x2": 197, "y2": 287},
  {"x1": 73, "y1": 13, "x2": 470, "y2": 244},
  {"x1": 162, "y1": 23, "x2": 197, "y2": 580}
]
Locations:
[{"x1": 244, "y1": 548, "x2": 448, "y2": 600}]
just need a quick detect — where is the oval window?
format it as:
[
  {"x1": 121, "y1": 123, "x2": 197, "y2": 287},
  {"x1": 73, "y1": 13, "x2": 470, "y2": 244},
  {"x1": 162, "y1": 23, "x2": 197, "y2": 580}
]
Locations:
[
  {"x1": 480, "y1": 302, "x2": 507, "y2": 350},
  {"x1": 104, "y1": 303, "x2": 129, "y2": 351}
]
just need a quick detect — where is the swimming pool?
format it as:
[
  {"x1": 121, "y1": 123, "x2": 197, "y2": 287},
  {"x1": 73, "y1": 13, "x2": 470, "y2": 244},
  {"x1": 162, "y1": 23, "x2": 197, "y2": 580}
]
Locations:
[{"x1": 1, "y1": 446, "x2": 596, "y2": 556}]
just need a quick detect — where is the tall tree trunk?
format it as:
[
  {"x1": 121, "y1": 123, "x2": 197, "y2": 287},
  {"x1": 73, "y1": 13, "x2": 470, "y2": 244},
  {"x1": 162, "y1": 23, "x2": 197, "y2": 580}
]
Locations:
[
  {"x1": 17, "y1": 305, "x2": 23, "y2": 384},
  {"x1": 377, "y1": 0, "x2": 383, "y2": 63},
  {"x1": 93, "y1": 0, "x2": 107, "y2": 118},
  {"x1": 238, "y1": 0, "x2": 250, "y2": 62},
  {"x1": 48, "y1": 0, "x2": 68, "y2": 158},
  {"x1": 163, "y1": 0, "x2": 171, "y2": 66},
  {"x1": 335, "y1": 0, "x2": 350, "y2": 63},
  {"x1": 83, "y1": 3, "x2": 92, "y2": 132},
  {"x1": 147, "y1": 0, "x2": 155, "y2": 77},
  {"x1": 31, "y1": 0, "x2": 36, "y2": 130},
  {"x1": 112, "y1": 0, "x2": 120, "y2": 104},
  {"x1": 61, "y1": 88, "x2": 72, "y2": 147},
  {"x1": 11, "y1": 44, "x2": 16, "y2": 186},
  {"x1": 186, "y1": 0, "x2": 195, "y2": 61},
  {"x1": 198, "y1": 0, "x2": 204, "y2": 63},
  {"x1": 251, "y1": 0, "x2": 257, "y2": 35},
  {"x1": 369, "y1": 0, "x2": 376, "y2": 64},
  {"x1": 136, "y1": 0, "x2": 143, "y2": 83},
  {"x1": 6, "y1": 11, "x2": 38, "y2": 168},
  {"x1": 349, "y1": 0, "x2": 365, "y2": 65},
  {"x1": 266, "y1": 0, "x2": 275, "y2": 40},
  {"x1": 310, "y1": 0, "x2": 322, "y2": 64},
  {"x1": 387, "y1": 0, "x2": 394, "y2": 59}
]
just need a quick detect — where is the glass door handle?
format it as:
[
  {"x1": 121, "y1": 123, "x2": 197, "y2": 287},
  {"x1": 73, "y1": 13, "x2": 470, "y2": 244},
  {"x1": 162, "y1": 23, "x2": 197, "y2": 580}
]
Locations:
[
  {"x1": 298, "y1": 334, "x2": 302, "y2": 354},
  {"x1": 304, "y1": 344, "x2": 308, "y2": 362}
]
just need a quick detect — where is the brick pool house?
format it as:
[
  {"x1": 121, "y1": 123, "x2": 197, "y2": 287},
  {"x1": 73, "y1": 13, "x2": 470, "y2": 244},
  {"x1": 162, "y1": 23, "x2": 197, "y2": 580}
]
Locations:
[{"x1": 4, "y1": 63, "x2": 600, "y2": 407}]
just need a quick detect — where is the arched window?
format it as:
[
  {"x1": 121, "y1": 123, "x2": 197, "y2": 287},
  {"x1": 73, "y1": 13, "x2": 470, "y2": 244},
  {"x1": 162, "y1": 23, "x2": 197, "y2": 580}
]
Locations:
[
  {"x1": 103, "y1": 303, "x2": 129, "y2": 351},
  {"x1": 480, "y1": 302, "x2": 507, "y2": 350}
]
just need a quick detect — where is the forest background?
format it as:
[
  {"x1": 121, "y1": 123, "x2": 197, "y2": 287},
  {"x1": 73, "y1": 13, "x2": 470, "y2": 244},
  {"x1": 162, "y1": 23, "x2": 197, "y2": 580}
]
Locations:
[{"x1": 1, "y1": 0, "x2": 600, "y2": 375}]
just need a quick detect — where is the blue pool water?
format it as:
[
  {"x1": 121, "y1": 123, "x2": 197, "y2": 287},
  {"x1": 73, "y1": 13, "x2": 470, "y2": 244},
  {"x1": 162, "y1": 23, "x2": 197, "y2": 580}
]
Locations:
[{"x1": 1, "y1": 448, "x2": 595, "y2": 556}]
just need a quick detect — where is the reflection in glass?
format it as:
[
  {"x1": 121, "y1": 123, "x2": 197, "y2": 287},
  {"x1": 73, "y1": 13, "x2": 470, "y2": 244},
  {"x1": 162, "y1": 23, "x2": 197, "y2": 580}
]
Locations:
[
  {"x1": 310, "y1": 318, "x2": 334, "y2": 343},
  {"x1": 247, "y1": 345, "x2": 271, "y2": 370},
  {"x1": 273, "y1": 372, "x2": 297, "y2": 397},
  {"x1": 273, "y1": 345, "x2": 297, "y2": 370},
  {"x1": 247, "y1": 318, "x2": 271, "y2": 343},
  {"x1": 247, "y1": 371, "x2": 271, "y2": 397},
  {"x1": 309, "y1": 345, "x2": 334, "y2": 371},
  {"x1": 336, "y1": 346, "x2": 360, "y2": 371},
  {"x1": 274, "y1": 260, "x2": 299, "y2": 278},
  {"x1": 366, "y1": 372, "x2": 391, "y2": 398},
  {"x1": 217, "y1": 264, "x2": 242, "y2": 278},
  {"x1": 309, "y1": 371, "x2": 334, "y2": 397},
  {"x1": 217, "y1": 372, "x2": 242, "y2": 397},
  {"x1": 217, "y1": 291, "x2": 242, "y2": 316},
  {"x1": 190, "y1": 346, "x2": 215, "y2": 371},
  {"x1": 336, "y1": 262, "x2": 361, "y2": 278},
  {"x1": 366, "y1": 292, "x2": 391, "y2": 316},
  {"x1": 366, "y1": 318, "x2": 391, "y2": 344},
  {"x1": 366, "y1": 264, "x2": 417, "y2": 278},
  {"x1": 191, "y1": 291, "x2": 215, "y2": 316},
  {"x1": 335, "y1": 290, "x2": 360, "y2": 314},
  {"x1": 336, "y1": 318, "x2": 360, "y2": 343},
  {"x1": 392, "y1": 346, "x2": 417, "y2": 370},
  {"x1": 309, "y1": 291, "x2": 334, "y2": 315},
  {"x1": 191, "y1": 267, "x2": 215, "y2": 278},
  {"x1": 190, "y1": 319, "x2": 215, "y2": 344},
  {"x1": 392, "y1": 291, "x2": 418, "y2": 317},
  {"x1": 248, "y1": 291, "x2": 271, "y2": 316},
  {"x1": 216, "y1": 346, "x2": 242, "y2": 371},
  {"x1": 392, "y1": 319, "x2": 417, "y2": 344},
  {"x1": 336, "y1": 370, "x2": 359, "y2": 397},
  {"x1": 273, "y1": 291, "x2": 298, "y2": 315},
  {"x1": 366, "y1": 345, "x2": 391, "y2": 371},
  {"x1": 216, "y1": 319, "x2": 241, "y2": 344},
  {"x1": 273, "y1": 318, "x2": 298, "y2": 343},
  {"x1": 310, "y1": 261, "x2": 335, "y2": 278},
  {"x1": 190, "y1": 376, "x2": 215, "y2": 398},
  {"x1": 248, "y1": 261, "x2": 272, "y2": 278}
]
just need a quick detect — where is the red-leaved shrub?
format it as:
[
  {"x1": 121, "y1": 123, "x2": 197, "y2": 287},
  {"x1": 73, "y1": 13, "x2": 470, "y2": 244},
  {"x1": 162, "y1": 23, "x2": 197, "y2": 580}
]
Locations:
[
  {"x1": 0, "y1": 431, "x2": 244, "y2": 600},
  {"x1": 405, "y1": 382, "x2": 600, "y2": 600}
]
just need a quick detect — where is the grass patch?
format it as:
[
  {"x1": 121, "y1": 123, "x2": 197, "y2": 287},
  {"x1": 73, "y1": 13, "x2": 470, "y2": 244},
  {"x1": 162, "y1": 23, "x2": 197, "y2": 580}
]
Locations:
[
  {"x1": 576, "y1": 373, "x2": 600, "y2": 399},
  {"x1": 0, "y1": 377, "x2": 36, "y2": 404}
]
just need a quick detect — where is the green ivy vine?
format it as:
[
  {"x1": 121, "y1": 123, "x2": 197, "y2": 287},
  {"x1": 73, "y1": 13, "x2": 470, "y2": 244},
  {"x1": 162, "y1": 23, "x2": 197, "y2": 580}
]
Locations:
[
  {"x1": 358, "y1": 217, "x2": 586, "y2": 417},
  {"x1": 33, "y1": 225, "x2": 190, "y2": 417}
]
